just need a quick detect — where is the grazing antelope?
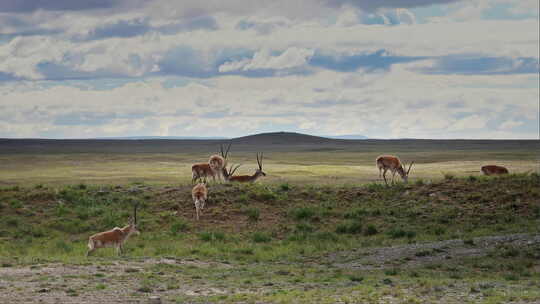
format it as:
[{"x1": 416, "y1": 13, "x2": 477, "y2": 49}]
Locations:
[
  {"x1": 481, "y1": 165, "x2": 509, "y2": 176},
  {"x1": 192, "y1": 182, "x2": 208, "y2": 220},
  {"x1": 191, "y1": 162, "x2": 218, "y2": 183},
  {"x1": 222, "y1": 153, "x2": 266, "y2": 183},
  {"x1": 208, "y1": 143, "x2": 231, "y2": 181},
  {"x1": 376, "y1": 155, "x2": 414, "y2": 185},
  {"x1": 87, "y1": 204, "x2": 140, "y2": 257}
]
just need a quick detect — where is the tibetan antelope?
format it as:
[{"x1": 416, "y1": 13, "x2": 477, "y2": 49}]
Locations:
[
  {"x1": 192, "y1": 182, "x2": 208, "y2": 220},
  {"x1": 376, "y1": 155, "x2": 414, "y2": 185},
  {"x1": 208, "y1": 143, "x2": 231, "y2": 181},
  {"x1": 87, "y1": 204, "x2": 140, "y2": 256},
  {"x1": 191, "y1": 162, "x2": 218, "y2": 183},
  {"x1": 481, "y1": 165, "x2": 509, "y2": 176},
  {"x1": 222, "y1": 153, "x2": 266, "y2": 183}
]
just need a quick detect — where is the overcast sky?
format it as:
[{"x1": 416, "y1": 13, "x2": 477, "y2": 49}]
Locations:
[{"x1": 0, "y1": 0, "x2": 538, "y2": 139}]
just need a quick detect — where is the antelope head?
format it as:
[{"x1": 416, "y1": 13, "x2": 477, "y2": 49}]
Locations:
[{"x1": 401, "y1": 161, "x2": 414, "y2": 183}]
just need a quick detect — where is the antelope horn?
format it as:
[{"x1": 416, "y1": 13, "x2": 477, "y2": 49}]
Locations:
[
  {"x1": 259, "y1": 152, "x2": 263, "y2": 169},
  {"x1": 407, "y1": 161, "x2": 414, "y2": 175},
  {"x1": 224, "y1": 143, "x2": 231, "y2": 160},
  {"x1": 220, "y1": 144, "x2": 224, "y2": 157},
  {"x1": 231, "y1": 164, "x2": 241, "y2": 176},
  {"x1": 133, "y1": 203, "x2": 138, "y2": 225}
]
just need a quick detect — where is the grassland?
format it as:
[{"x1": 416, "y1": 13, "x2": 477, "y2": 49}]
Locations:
[
  {"x1": 1, "y1": 173, "x2": 539, "y2": 303},
  {"x1": 0, "y1": 136, "x2": 539, "y2": 303},
  {"x1": 0, "y1": 136, "x2": 538, "y2": 185}
]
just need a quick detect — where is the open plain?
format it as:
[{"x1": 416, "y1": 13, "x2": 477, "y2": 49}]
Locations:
[{"x1": 0, "y1": 134, "x2": 539, "y2": 303}]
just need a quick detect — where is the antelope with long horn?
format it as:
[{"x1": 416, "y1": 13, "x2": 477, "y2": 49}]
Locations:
[
  {"x1": 222, "y1": 153, "x2": 266, "y2": 183},
  {"x1": 208, "y1": 143, "x2": 231, "y2": 181},
  {"x1": 87, "y1": 204, "x2": 140, "y2": 256},
  {"x1": 481, "y1": 165, "x2": 509, "y2": 176},
  {"x1": 376, "y1": 155, "x2": 413, "y2": 185},
  {"x1": 192, "y1": 182, "x2": 208, "y2": 220}
]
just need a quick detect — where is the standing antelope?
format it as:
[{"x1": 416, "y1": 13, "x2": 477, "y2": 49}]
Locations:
[
  {"x1": 208, "y1": 143, "x2": 231, "y2": 181},
  {"x1": 222, "y1": 153, "x2": 266, "y2": 183},
  {"x1": 481, "y1": 165, "x2": 509, "y2": 176},
  {"x1": 87, "y1": 204, "x2": 140, "y2": 257},
  {"x1": 376, "y1": 155, "x2": 414, "y2": 185},
  {"x1": 191, "y1": 163, "x2": 218, "y2": 183},
  {"x1": 192, "y1": 182, "x2": 208, "y2": 220}
]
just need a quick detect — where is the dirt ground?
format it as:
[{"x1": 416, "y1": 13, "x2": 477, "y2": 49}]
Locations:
[{"x1": 2, "y1": 233, "x2": 538, "y2": 304}]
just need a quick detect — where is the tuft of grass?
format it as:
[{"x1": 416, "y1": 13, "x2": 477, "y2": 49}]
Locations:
[
  {"x1": 364, "y1": 224, "x2": 378, "y2": 236},
  {"x1": 387, "y1": 227, "x2": 416, "y2": 239},
  {"x1": 199, "y1": 231, "x2": 226, "y2": 242},
  {"x1": 243, "y1": 207, "x2": 261, "y2": 222},
  {"x1": 336, "y1": 220, "x2": 362, "y2": 234},
  {"x1": 279, "y1": 183, "x2": 291, "y2": 191},
  {"x1": 251, "y1": 232, "x2": 271, "y2": 243},
  {"x1": 443, "y1": 173, "x2": 455, "y2": 180},
  {"x1": 170, "y1": 218, "x2": 190, "y2": 235},
  {"x1": 9, "y1": 199, "x2": 23, "y2": 209},
  {"x1": 290, "y1": 206, "x2": 317, "y2": 221}
]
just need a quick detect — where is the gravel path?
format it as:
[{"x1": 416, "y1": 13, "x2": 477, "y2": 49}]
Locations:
[{"x1": 328, "y1": 233, "x2": 540, "y2": 270}]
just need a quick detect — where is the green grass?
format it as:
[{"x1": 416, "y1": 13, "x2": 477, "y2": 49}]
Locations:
[{"x1": 1, "y1": 173, "x2": 537, "y2": 269}]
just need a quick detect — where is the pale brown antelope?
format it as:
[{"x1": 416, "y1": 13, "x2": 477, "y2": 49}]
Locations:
[
  {"x1": 376, "y1": 155, "x2": 414, "y2": 185},
  {"x1": 191, "y1": 162, "x2": 218, "y2": 183},
  {"x1": 208, "y1": 143, "x2": 231, "y2": 181},
  {"x1": 192, "y1": 182, "x2": 208, "y2": 220},
  {"x1": 222, "y1": 153, "x2": 266, "y2": 183},
  {"x1": 481, "y1": 165, "x2": 509, "y2": 176},
  {"x1": 87, "y1": 204, "x2": 140, "y2": 257}
]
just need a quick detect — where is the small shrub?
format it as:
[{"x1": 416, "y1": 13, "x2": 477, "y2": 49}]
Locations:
[
  {"x1": 237, "y1": 194, "x2": 249, "y2": 204},
  {"x1": 170, "y1": 219, "x2": 190, "y2": 235},
  {"x1": 251, "y1": 232, "x2": 271, "y2": 243},
  {"x1": 290, "y1": 207, "x2": 317, "y2": 221},
  {"x1": 56, "y1": 203, "x2": 69, "y2": 216},
  {"x1": 6, "y1": 216, "x2": 20, "y2": 227},
  {"x1": 77, "y1": 183, "x2": 87, "y2": 190},
  {"x1": 343, "y1": 208, "x2": 367, "y2": 219},
  {"x1": 199, "y1": 231, "x2": 226, "y2": 242},
  {"x1": 9, "y1": 199, "x2": 23, "y2": 209},
  {"x1": 336, "y1": 221, "x2": 362, "y2": 234},
  {"x1": 96, "y1": 284, "x2": 106, "y2": 290},
  {"x1": 314, "y1": 231, "x2": 338, "y2": 241},
  {"x1": 234, "y1": 247, "x2": 254, "y2": 255},
  {"x1": 348, "y1": 275, "x2": 364, "y2": 282},
  {"x1": 384, "y1": 269, "x2": 399, "y2": 276},
  {"x1": 250, "y1": 187, "x2": 277, "y2": 201},
  {"x1": 243, "y1": 207, "x2": 261, "y2": 222},
  {"x1": 295, "y1": 222, "x2": 315, "y2": 233},
  {"x1": 55, "y1": 240, "x2": 73, "y2": 252},
  {"x1": 415, "y1": 179, "x2": 425, "y2": 186},
  {"x1": 364, "y1": 225, "x2": 378, "y2": 236},
  {"x1": 464, "y1": 239, "x2": 475, "y2": 246},
  {"x1": 387, "y1": 227, "x2": 416, "y2": 239},
  {"x1": 279, "y1": 183, "x2": 291, "y2": 191},
  {"x1": 468, "y1": 175, "x2": 477, "y2": 182},
  {"x1": 432, "y1": 227, "x2": 446, "y2": 236},
  {"x1": 443, "y1": 173, "x2": 455, "y2": 181}
]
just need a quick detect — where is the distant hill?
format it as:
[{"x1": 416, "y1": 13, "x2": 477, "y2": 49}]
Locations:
[
  {"x1": 94, "y1": 136, "x2": 228, "y2": 140},
  {"x1": 325, "y1": 134, "x2": 368, "y2": 140},
  {"x1": 230, "y1": 132, "x2": 341, "y2": 144}
]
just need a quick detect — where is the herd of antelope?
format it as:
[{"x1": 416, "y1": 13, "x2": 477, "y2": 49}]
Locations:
[{"x1": 86, "y1": 144, "x2": 510, "y2": 257}]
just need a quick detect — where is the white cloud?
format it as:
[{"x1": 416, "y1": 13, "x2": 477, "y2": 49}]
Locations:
[
  {"x1": 499, "y1": 120, "x2": 524, "y2": 130},
  {"x1": 219, "y1": 47, "x2": 315, "y2": 72}
]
